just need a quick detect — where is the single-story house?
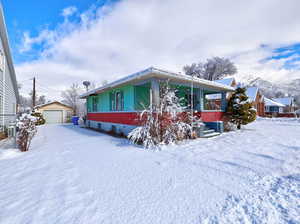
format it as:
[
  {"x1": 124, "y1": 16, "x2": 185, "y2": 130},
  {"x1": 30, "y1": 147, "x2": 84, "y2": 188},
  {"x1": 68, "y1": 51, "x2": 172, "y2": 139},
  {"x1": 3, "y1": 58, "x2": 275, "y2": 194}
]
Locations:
[
  {"x1": 264, "y1": 97, "x2": 285, "y2": 114},
  {"x1": 272, "y1": 97, "x2": 295, "y2": 113},
  {"x1": 245, "y1": 86, "x2": 265, "y2": 117},
  {"x1": 80, "y1": 67, "x2": 234, "y2": 136},
  {"x1": 34, "y1": 101, "x2": 74, "y2": 124},
  {"x1": 0, "y1": 5, "x2": 19, "y2": 135}
]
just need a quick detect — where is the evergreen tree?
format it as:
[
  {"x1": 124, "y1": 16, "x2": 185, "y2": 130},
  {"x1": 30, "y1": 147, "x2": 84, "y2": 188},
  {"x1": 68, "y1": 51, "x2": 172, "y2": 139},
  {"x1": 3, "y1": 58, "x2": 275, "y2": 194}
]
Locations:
[{"x1": 227, "y1": 87, "x2": 256, "y2": 129}]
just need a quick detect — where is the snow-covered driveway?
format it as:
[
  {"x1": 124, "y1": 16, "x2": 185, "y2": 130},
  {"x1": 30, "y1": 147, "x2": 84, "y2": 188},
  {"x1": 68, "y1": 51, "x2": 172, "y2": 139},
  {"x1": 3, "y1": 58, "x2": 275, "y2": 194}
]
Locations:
[{"x1": 0, "y1": 119, "x2": 299, "y2": 223}]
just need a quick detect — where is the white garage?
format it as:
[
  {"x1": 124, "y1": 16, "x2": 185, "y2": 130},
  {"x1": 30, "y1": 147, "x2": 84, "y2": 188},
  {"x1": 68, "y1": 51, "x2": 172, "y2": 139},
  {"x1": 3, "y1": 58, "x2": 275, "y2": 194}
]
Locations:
[
  {"x1": 34, "y1": 101, "x2": 74, "y2": 124},
  {"x1": 43, "y1": 110, "x2": 63, "y2": 124}
]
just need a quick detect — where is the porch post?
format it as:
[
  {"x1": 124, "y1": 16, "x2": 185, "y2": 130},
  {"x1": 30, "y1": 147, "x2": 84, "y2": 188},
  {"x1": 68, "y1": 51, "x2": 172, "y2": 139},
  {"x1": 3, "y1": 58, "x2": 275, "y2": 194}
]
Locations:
[
  {"x1": 221, "y1": 92, "x2": 227, "y2": 111},
  {"x1": 199, "y1": 89, "x2": 204, "y2": 111},
  {"x1": 151, "y1": 79, "x2": 160, "y2": 109},
  {"x1": 194, "y1": 89, "x2": 201, "y2": 111}
]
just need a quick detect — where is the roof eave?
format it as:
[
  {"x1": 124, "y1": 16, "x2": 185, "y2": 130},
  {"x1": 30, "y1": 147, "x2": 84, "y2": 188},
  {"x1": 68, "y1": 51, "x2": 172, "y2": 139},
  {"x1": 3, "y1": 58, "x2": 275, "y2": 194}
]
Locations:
[{"x1": 80, "y1": 67, "x2": 234, "y2": 98}]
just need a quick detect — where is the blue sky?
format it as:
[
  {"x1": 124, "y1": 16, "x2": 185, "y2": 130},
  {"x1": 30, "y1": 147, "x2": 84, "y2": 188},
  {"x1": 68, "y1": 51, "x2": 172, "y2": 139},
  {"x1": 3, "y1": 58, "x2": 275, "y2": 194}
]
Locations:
[
  {"x1": 2, "y1": 0, "x2": 115, "y2": 63},
  {"x1": 2, "y1": 0, "x2": 300, "y2": 98}
]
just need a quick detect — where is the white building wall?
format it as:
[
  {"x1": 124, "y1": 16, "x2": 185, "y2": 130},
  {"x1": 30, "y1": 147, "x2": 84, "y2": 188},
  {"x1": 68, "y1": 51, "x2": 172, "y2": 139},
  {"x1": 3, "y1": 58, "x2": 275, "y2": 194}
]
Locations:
[{"x1": 0, "y1": 40, "x2": 17, "y2": 130}]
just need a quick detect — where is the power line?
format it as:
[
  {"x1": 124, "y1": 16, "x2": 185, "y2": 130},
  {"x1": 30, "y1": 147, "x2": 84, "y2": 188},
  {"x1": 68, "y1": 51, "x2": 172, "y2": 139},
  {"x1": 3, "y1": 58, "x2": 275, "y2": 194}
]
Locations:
[{"x1": 18, "y1": 78, "x2": 34, "y2": 83}]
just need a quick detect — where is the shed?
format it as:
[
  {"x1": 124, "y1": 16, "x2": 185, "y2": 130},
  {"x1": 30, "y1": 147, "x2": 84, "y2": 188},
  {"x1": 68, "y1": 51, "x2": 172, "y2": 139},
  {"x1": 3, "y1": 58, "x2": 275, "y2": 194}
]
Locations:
[{"x1": 35, "y1": 101, "x2": 74, "y2": 124}]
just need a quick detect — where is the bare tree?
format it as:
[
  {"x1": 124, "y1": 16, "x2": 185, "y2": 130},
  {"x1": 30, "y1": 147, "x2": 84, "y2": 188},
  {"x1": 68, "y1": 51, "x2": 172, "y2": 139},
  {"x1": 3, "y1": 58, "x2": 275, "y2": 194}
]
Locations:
[
  {"x1": 28, "y1": 91, "x2": 47, "y2": 107},
  {"x1": 61, "y1": 83, "x2": 83, "y2": 115},
  {"x1": 19, "y1": 95, "x2": 31, "y2": 113},
  {"x1": 183, "y1": 57, "x2": 237, "y2": 81},
  {"x1": 36, "y1": 95, "x2": 46, "y2": 105}
]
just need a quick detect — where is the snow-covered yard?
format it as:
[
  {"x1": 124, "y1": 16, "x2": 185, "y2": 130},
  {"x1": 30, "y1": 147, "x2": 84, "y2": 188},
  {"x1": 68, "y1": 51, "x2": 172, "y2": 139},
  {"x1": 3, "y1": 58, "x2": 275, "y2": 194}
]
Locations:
[{"x1": 0, "y1": 119, "x2": 299, "y2": 223}]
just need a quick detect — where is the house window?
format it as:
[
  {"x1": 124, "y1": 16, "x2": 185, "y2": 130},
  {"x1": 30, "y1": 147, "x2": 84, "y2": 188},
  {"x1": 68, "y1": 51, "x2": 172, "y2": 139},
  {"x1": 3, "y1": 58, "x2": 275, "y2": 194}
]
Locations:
[
  {"x1": 204, "y1": 93, "x2": 222, "y2": 110},
  {"x1": 92, "y1": 97, "x2": 98, "y2": 112},
  {"x1": 110, "y1": 91, "x2": 124, "y2": 111}
]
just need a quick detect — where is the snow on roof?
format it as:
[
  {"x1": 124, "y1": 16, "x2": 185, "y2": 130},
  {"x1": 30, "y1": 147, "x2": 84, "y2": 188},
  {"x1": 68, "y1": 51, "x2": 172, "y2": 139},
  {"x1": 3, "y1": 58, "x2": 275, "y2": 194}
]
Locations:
[
  {"x1": 35, "y1": 101, "x2": 73, "y2": 109},
  {"x1": 272, "y1": 97, "x2": 294, "y2": 106},
  {"x1": 214, "y1": 77, "x2": 235, "y2": 86},
  {"x1": 264, "y1": 97, "x2": 285, "y2": 107},
  {"x1": 245, "y1": 86, "x2": 258, "y2": 102},
  {"x1": 80, "y1": 67, "x2": 234, "y2": 98}
]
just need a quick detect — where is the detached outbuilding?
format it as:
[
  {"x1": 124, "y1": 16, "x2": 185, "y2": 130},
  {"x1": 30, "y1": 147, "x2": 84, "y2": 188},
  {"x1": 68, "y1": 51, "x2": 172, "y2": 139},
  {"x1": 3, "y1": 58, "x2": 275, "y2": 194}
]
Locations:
[{"x1": 35, "y1": 101, "x2": 74, "y2": 124}]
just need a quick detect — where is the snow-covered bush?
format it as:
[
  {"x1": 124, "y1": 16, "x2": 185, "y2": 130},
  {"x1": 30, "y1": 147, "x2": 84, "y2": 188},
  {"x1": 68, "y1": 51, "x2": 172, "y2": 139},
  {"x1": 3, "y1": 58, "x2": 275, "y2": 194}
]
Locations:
[
  {"x1": 31, "y1": 112, "x2": 45, "y2": 125},
  {"x1": 224, "y1": 121, "x2": 237, "y2": 132},
  {"x1": 16, "y1": 114, "x2": 37, "y2": 152},
  {"x1": 128, "y1": 84, "x2": 203, "y2": 148}
]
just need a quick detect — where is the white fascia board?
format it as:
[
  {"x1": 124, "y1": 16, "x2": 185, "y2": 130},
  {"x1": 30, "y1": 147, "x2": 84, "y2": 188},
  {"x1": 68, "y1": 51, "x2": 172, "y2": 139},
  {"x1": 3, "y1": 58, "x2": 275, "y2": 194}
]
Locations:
[{"x1": 80, "y1": 67, "x2": 234, "y2": 98}]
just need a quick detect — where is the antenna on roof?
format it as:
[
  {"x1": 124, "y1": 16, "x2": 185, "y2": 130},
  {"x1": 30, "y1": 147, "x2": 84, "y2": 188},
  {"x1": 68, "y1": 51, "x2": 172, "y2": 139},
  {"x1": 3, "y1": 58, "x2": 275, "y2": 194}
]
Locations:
[{"x1": 83, "y1": 81, "x2": 91, "y2": 92}]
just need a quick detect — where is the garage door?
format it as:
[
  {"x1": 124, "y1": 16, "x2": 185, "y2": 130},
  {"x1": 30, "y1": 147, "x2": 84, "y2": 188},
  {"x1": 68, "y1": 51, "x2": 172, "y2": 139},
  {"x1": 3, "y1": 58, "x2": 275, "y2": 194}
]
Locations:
[{"x1": 43, "y1": 110, "x2": 63, "y2": 124}]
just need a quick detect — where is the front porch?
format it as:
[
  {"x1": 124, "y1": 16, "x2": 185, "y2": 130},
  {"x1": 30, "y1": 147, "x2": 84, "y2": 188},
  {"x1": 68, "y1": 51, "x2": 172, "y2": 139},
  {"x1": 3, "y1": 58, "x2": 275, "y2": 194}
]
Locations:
[{"x1": 134, "y1": 78, "x2": 228, "y2": 123}]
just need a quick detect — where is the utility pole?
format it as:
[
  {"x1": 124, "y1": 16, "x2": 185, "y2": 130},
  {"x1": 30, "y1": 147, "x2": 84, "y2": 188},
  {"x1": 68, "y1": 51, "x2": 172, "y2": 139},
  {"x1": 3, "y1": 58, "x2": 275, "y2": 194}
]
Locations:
[{"x1": 32, "y1": 77, "x2": 36, "y2": 108}]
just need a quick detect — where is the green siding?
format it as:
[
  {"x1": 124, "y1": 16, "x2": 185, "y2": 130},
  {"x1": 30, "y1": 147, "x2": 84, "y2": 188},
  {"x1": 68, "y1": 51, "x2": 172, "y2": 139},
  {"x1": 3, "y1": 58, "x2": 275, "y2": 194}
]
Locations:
[
  {"x1": 134, "y1": 83, "x2": 150, "y2": 110},
  {"x1": 170, "y1": 84, "x2": 199, "y2": 109},
  {"x1": 87, "y1": 84, "x2": 135, "y2": 112},
  {"x1": 99, "y1": 92, "x2": 110, "y2": 111}
]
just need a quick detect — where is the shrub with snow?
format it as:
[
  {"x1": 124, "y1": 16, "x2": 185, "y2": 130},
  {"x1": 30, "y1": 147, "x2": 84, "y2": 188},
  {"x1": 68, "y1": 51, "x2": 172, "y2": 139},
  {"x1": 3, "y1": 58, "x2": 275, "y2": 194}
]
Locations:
[
  {"x1": 128, "y1": 84, "x2": 203, "y2": 148},
  {"x1": 224, "y1": 121, "x2": 237, "y2": 132},
  {"x1": 31, "y1": 112, "x2": 46, "y2": 125},
  {"x1": 16, "y1": 114, "x2": 37, "y2": 152}
]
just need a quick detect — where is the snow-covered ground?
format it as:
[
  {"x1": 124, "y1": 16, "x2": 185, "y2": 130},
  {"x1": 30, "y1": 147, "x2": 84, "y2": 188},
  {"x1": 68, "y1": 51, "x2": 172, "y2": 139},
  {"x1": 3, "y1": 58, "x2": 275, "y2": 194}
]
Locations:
[{"x1": 0, "y1": 119, "x2": 299, "y2": 223}]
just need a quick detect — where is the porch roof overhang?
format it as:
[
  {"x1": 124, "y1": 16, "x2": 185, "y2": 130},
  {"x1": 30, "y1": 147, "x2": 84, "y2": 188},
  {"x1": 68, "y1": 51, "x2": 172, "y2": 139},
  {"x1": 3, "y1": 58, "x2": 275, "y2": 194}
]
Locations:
[{"x1": 80, "y1": 67, "x2": 235, "y2": 99}]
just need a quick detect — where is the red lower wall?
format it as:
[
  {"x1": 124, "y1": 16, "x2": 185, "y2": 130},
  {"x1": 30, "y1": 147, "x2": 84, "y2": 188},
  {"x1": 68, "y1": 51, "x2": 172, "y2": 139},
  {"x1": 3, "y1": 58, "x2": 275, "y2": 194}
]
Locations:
[
  {"x1": 87, "y1": 112, "x2": 140, "y2": 125},
  {"x1": 196, "y1": 111, "x2": 224, "y2": 122},
  {"x1": 265, "y1": 112, "x2": 296, "y2": 118},
  {"x1": 87, "y1": 111, "x2": 225, "y2": 125}
]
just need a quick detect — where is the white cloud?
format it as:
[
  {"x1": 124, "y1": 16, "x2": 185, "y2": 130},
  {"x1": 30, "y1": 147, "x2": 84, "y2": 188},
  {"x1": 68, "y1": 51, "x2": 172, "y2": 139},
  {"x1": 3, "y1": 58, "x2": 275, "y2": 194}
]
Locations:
[
  {"x1": 61, "y1": 6, "x2": 77, "y2": 18},
  {"x1": 16, "y1": 0, "x2": 300, "y2": 99}
]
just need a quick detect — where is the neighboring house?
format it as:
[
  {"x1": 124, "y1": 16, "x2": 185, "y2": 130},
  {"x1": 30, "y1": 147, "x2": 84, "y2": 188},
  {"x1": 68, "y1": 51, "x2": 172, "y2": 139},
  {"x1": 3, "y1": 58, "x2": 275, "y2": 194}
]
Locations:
[
  {"x1": 264, "y1": 97, "x2": 285, "y2": 114},
  {"x1": 295, "y1": 109, "x2": 300, "y2": 118},
  {"x1": 34, "y1": 101, "x2": 73, "y2": 124},
  {"x1": 80, "y1": 67, "x2": 234, "y2": 136},
  {"x1": 215, "y1": 77, "x2": 237, "y2": 95},
  {"x1": 212, "y1": 78, "x2": 265, "y2": 117},
  {"x1": 272, "y1": 97, "x2": 295, "y2": 113},
  {"x1": 205, "y1": 77, "x2": 237, "y2": 108},
  {"x1": 0, "y1": 5, "x2": 19, "y2": 134},
  {"x1": 245, "y1": 86, "x2": 265, "y2": 117}
]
